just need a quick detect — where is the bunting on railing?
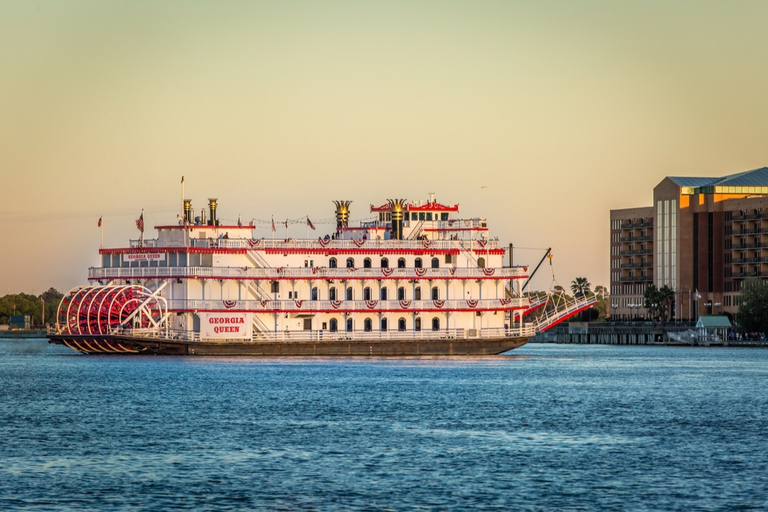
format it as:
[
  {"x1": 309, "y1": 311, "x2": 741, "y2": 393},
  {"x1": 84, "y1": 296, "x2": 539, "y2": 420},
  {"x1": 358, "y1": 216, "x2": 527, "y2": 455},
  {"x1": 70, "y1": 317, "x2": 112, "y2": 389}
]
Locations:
[
  {"x1": 477, "y1": 239, "x2": 487, "y2": 248},
  {"x1": 448, "y1": 267, "x2": 456, "y2": 276},
  {"x1": 365, "y1": 300, "x2": 378, "y2": 309},
  {"x1": 318, "y1": 234, "x2": 331, "y2": 248},
  {"x1": 415, "y1": 267, "x2": 427, "y2": 277},
  {"x1": 482, "y1": 268, "x2": 495, "y2": 277},
  {"x1": 223, "y1": 300, "x2": 237, "y2": 309},
  {"x1": 381, "y1": 268, "x2": 394, "y2": 277},
  {"x1": 240, "y1": 266, "x2": 248, "y2": 272},
  {"x1": 466, "y1": 299, "x2": 479, "y2": 308},
  {"x1": 247, "y1": 238, "x2": 261, "y2": 248},
  {"x1": 259, "y1": 300, "x2": 270, "y2": 308},
  {"x1": 499, "y1": 298, "x2": 512, "y2": 306},
  {"x1": 331, "y1": 300, "x2": 342, "y2": 309},
  {"x1": 399, "y1": 300, "x2": 412, "y2": 309},
  {"x1": 422, "y1": 238, "x2": 432, "y2": 248},
  {"x1": 433, "y1": 299, "x2": 445, "y2": 308},
  {"x1": 294, "y1": 300, "x2": 303, "y2": 309},
  {"x1": 278, "y1": 267, "x2": 287, "y2": 274},
  {"x1": 347, "y1": 267, "x2": 357, "y2": 272}
]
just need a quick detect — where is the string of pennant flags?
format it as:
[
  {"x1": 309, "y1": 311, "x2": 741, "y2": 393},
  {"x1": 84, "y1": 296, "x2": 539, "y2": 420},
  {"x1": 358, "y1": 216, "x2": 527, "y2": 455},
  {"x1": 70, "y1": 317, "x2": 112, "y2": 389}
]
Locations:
[{"x1": 97, "y1": 213, "x2": 377, "y2": 232}]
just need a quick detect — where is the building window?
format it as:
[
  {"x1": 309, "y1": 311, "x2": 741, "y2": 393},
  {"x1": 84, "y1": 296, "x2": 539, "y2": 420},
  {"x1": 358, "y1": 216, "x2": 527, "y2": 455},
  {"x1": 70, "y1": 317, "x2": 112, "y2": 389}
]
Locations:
[
  {"x1": 381, "y1": 318, "x2": 388, "y2": 331},
  {"x1": 477, "y1": 257, "x2": 485, "y2": 268},
  {"x1": 431, "y1": 257, "x2": 439, "y2": 269},
  {"x1": 431, "y1": 287, "x2": 439, "y2": 300},
  {"x1": 415, "y1": 317, "x2": 421, "y2": 331},
  {"x1": 271, "y1": 281, "x2": 279, "y2": 293},
  {"x1": 364, "y1": 318, "x2": 372, "y2": 332},
  {"x1": 415, "y1": 286, "x2": 421, "y2": 300},
  {"x1": 398, "y1": 318, "x2": 406, "y2": 331},
  {"x1": 329, "y1": 257, "x2": 337, "y2": 268},
  {"x1": 346, "y1": 258, "x2": 355, "y2": 268},
  {"x1": 346, "y1": 287, "x2": 353, "y2": 300},
  {"x1": 329, "y1": 287, "x2": 337, "y2": 301},
  {"x1": 364, "y1": 287, "x2": 371, "y2": 301},
  {"x1": 330, "y1": 318, "x2": 338, "y2": 332},
  {"x1": 415, "y1": 258, "x2": 423, "y2": 268},
  {"x1": 311, "y1": 287, "x2": 318, "y2": 301},
  {"x1": 432, "y1": 317, "x2": 440, "y2": 331},
  {"x1": 381, "y1": 257, "x2": 389, "y2": 268},
  {"x1": 364, "y1": 258, "x2": 372, "y2": 268},
  {"x1": 398, "y1": 258, "x2": 406, "y2": 268},
  {"x1": 346, "y1": 318, "x2": 353, "y2": 332},
  {"x1": 380, "y1": 287, "x2": 388, "y2": 300},
  {"x1": 398, "y1": 287, "x2": 405, "y2": 300}
]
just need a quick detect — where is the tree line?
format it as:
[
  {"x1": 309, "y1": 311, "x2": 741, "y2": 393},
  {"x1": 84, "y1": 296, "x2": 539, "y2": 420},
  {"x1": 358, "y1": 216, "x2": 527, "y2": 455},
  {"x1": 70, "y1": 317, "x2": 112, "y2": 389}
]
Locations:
[{"x1": 0, "y1": 288, "x2": 63, "y2": 326}]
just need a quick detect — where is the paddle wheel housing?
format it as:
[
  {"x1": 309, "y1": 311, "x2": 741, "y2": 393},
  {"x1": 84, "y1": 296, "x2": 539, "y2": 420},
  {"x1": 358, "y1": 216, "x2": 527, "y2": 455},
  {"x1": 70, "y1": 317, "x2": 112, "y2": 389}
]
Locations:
[{"x1": 56, "y1": 284, "x2": 167, "y2": 336}]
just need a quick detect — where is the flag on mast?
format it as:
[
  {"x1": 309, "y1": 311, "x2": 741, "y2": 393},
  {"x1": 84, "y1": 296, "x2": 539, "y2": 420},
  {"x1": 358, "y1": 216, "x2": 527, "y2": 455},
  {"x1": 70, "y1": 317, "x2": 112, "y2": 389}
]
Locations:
[
  {"x1": 136, "y1": 211, "x2": 145, "y2": 233},
  {"x1": 307, "y1": 217, "x2": 315, "y2": 230},
  {"x1": 271, "y1": 216, "x2": 276, "y2": 232},
  {"x1": 98, "y1": 216, "x2": 102, "y2": 228},
  {"x1": 237, "y1": 215, "x2": 242, "y2": 228}
]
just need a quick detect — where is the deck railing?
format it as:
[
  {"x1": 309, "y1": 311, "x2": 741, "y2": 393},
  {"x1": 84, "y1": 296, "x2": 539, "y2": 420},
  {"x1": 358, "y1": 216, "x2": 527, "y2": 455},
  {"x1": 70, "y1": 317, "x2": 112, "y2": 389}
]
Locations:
[{"x1": 89, "y1": 265, "x2": 528, "y2": 281}]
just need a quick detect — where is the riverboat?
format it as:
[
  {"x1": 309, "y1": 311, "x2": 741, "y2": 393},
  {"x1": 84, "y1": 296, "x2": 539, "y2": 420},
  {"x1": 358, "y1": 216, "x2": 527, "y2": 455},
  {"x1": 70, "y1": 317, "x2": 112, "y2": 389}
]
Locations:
[{"x1": 49, "y1": 193, "x2": 594, "y2": 355}]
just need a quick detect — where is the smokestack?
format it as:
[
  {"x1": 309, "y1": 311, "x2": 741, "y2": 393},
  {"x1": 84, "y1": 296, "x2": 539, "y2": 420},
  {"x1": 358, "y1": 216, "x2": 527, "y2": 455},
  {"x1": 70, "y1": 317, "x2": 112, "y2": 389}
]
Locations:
[
  {"x1": 388, "y1": 199, "x2": 407, "y2": 240},
  {"x1": 200, "y1": 208, "x2": 206, "y2": 226},
  {"x1": 208, "y1": 198, "x2": 218, "y2": 226},
  {"x1": 333, "y1": 200, "x2": 352, "y2": 232},
  {"x1": 183, "y1": 200, "x2": 192, "y2": 224}
]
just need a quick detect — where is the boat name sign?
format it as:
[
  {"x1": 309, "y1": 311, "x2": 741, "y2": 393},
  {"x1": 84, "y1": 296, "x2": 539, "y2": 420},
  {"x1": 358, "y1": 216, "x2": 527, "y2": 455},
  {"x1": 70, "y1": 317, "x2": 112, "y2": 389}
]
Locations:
[{"x1": 200, "y1": 313, "x2": 253, "y2": 339}]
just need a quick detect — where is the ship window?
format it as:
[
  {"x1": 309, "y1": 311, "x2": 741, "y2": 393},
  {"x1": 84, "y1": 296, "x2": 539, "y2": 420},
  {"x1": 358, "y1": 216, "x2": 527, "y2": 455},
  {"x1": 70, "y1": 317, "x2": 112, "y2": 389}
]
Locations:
[
  {"x1": 330, "y1": 318, "x2": 338, "y2": 332},
  {"x1": 139, "y1": 260, "x2": 149, "y2": 268},
  {"x1": 415, "y1": 258, "x2": 422, "y2": 268},
  {"x1": 398, "y1": 318, "x2": 406, "y2": 331},
  {"x1": 398, "y1": 287, "x2": 405, "y2": 300},
  {"x1": 432, "y1": 287, "x2": 439, "y2": 300},
  {"x1": 431, "y1": 257, "x2": 439, "y2": 269},
  {"x1": 329, "y1": 257, "x2": 337, "y2": 268},
  {"x1": 202, "y1": 254, "x2": 213, "y2": 267},
  {"x1": 364, "y1": 318, "x2": 372, "y2": 332},
  {"x1": 346, "y1": 287, "x2": 353, "y2": 300},
  {"x1": 432, "y1": 317, "x2": 440, "y2": 331},
  {"x1": 411, "y1": 212, "x2": 417, "y2": 221},
  {"x1": 364, "y1": 287, "x2": 371, "y2": 301},
  {"x1": 311, "y1": 287, "x2": 318, "y2": 301},
  {"x1": 415, "y1": 317, "x2": 421, "y2": 331},
  {"x1": 419, "y1": 212, "x2": 425, "y2": 221},
  {"x1": 381, "y1": 257, "x2": 389, "y2": 268},
  {"x1": 271, "y1": 281, "x2": 279, "y2": 293},
  {"x1": 381, "y1": 318, "x2": 388, "y2": 331},
  {"x1": 477, "y1": 257, "x2": 485, "y2": 268},
  {"x1": 445, "y1": 254, "x2": 452, "y2": 264},
  {"x1": 346, "y1": 318, "x2": 353, "y2": 332},
  {"x1": 426, "y1": 213, "x2": 433, "y2": 221},
  {"x1": 380, "y1": 287, "x2": 388, "y2": 300},
  {"x1": 329, "y1": 287, "x2": 337, "y2": 301},
  {"x1": 441, "y1": 213, "x2": 448, "y2": 221},
  {"x1": 398, "y1": 258, "x2": 406, "y2": 268},
  {"x1": 364, "y1": 258, "x2": 372, "y2": 268},
  {"x1": 415, "y1": 286, "x2": 421, "y2": 300},
  {"x1": 178, "y1": 253, "x2": 187, "y2": 266},
  {"x1": 346, "y1": 258, "x2": 355, "y2": 268},
  {"x1": 169, "y1": 253, "x2": 178, "y2": 267},
  {"x1": 102, "y1": 255, "x2": 110, "y2": 267}
]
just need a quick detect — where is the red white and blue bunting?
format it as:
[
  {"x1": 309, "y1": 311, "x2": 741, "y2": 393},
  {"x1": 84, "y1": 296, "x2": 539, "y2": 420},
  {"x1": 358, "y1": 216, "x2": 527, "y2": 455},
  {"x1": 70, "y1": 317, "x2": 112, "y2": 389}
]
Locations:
[
  {"x1": 365, "y1": 300, "x2": 378, "y2": 309},
  {"x1": 499, "y1": 298, "x2": 512, "y2": 306},
  {"x1": 353, "y1": 237, "x2": 366, "y2": 248},
  {"x1": 259, "y1": 299, "x2": 270, "y2": 308},
  {"x1": 223, "y1": 300, "x2": 237, "y2": 309},
  {"x1": 448, "y1": 268, "x2": 456, "y2": 276},
  {"x1": 466, "y1": 299, "x2": 479, "y2": 308},
  {"x1": 415, "y1": 267, "x2": 427, "y2": 277},
  {"x1": 482, "y1": 268, "x2": 495, "y2": 277},
  {"x1": 433, "y1": 299, "x2": 445, "y2": 308},
  {"x1": 422, "y1": 238, "x2": 432, "y2": 249},
  {"x1": 247, "y1": 238, "x2": 261, "y2": 248},
  {"x1": 399, "y1": 300, "x2": 412, "y2": 309},
  {"x1": 381, "y1": 268, "x2": 394, "y2": 277},
  {"x1": 318, "y1": 235, "x2": 331, "y2": 248},
  {"x1": 294, "y1": 300, "x2": 303, "y2": 309},
  {"x1": 331, "y1": 300, "x2": 342, "y2": 309}
]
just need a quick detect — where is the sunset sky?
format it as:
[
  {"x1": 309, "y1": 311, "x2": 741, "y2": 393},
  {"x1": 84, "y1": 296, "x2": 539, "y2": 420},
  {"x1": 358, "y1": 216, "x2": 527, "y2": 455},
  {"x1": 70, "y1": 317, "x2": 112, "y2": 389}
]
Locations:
[{"x1": 2, "y1": 0, "x2": 767, "y2": 295}]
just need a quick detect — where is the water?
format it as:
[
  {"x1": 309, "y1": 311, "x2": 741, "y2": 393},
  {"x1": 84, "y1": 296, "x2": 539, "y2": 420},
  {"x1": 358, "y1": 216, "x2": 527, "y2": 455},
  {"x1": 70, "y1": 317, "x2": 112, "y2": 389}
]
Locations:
[{"x1": 1, "y1": 339, "x2": 767, "y2": 511}]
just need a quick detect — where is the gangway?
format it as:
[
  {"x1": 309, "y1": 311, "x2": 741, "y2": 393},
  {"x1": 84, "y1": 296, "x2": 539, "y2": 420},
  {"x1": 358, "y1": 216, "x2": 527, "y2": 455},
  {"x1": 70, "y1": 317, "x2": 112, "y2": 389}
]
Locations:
[{"x1": 531, "y1": 294, "x2": 598, "y2": 332}]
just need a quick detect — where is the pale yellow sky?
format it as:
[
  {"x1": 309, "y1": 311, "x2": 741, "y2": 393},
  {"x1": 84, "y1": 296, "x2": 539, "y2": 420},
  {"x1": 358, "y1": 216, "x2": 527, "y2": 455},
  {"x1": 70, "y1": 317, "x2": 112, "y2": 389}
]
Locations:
[{"x1": 1, "y1": 0, "x2": 767, "y2": 294}]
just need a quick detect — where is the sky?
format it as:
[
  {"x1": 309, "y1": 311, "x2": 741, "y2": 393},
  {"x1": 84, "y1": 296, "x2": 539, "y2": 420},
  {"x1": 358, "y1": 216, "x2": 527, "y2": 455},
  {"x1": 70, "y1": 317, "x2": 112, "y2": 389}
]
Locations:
[{"x1": 1, "y1": 0, "x2": 767, "y2": 295}]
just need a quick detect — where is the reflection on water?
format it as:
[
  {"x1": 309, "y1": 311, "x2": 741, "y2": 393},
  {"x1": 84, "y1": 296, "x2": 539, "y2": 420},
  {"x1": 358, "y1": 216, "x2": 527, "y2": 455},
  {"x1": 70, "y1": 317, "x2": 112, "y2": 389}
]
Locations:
[{"x1": 1, "y1": 339, "x2": 767, "y2": 511}]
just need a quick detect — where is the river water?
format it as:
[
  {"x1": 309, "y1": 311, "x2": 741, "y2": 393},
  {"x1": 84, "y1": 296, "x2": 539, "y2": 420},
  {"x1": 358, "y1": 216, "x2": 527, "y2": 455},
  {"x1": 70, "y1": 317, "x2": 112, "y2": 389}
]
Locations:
[{"x1": 1, "y1": 338, "x2": 766, "y2": 511}]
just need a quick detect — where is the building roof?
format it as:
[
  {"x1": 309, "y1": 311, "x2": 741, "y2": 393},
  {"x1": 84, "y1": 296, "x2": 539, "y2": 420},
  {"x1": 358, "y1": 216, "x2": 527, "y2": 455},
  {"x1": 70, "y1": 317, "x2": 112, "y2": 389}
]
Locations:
[
  {"x1": 667, "y1": 176, "x2": 718, "y2": 187},
  {"x1": 670, "y1": 167, "x2": 768, "y2": 195},
  {"x1": 696, "y1": 316, "x2": 732, "y2": 328}
]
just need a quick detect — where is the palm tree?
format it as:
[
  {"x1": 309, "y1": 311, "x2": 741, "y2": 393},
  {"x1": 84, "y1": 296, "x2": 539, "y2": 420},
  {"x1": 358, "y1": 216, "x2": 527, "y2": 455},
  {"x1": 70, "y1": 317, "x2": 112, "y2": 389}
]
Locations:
[{"x1": 570, "y1": 277, "x2": 591, "y2": 298}]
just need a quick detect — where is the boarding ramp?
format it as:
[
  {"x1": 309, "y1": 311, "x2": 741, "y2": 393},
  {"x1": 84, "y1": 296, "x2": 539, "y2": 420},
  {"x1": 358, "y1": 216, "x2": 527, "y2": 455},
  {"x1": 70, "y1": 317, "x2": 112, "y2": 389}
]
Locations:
[{"x1": 530, "y1": 293, "x2": 598, "y2": 333}]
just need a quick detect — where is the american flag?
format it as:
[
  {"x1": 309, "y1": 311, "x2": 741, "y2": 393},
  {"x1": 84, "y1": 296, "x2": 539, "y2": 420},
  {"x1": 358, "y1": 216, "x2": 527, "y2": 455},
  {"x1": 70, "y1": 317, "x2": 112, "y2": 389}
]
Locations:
[
  {"x1": 136, "y1": 211, "x2": 144, "y2": 233},
  {"x1": 307, "y1": 217, "x2": 315, "y2": 230},
  {"x1": 271, "y1": 217, "x2": 276, "y2": 232},
  {"x1": 97, "y1": 216, "x2": 102, "y2": 228},
  {"x1": 237, "y1": 215, "x2": 242, "y2": 228}
]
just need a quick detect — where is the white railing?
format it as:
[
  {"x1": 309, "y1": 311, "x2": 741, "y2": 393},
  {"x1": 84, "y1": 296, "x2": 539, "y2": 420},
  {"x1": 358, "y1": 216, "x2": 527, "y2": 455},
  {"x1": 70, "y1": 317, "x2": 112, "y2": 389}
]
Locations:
[
  {"x1": 119, "y1": 325, "x2": 536, "y2": 344},
  {"x1": 89, "y1": 265, "x2": 529, "y2": 280},
  {"x1": 533, "y1": 295, "x2": 598, "y2": 332},
  {"x1": 129, "y1": 237, "x2": 500, "y2": 252},
  {"x1": 165, "y1": 297, "x2": 529, "y2": 312}
]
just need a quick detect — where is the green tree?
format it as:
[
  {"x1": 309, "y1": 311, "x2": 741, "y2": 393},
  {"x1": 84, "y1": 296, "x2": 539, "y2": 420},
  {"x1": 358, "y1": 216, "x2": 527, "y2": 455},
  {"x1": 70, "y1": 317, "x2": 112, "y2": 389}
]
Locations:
[
  {"x1": 737, "y1": 279, "x2": 768, "y2": 332},
  {"x1": 570, "y1": 277, "x2": 591, "y2": 298}
]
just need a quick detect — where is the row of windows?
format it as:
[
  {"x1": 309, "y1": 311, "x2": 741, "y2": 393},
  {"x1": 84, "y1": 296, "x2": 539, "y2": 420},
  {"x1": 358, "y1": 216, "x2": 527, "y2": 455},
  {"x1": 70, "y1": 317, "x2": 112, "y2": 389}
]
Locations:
[
  {"x1": 325, "y1": 317, "x2": 441, "y2": 332},
  {"x1": 378, "y1": 212, "x2": 451, "y2": 222},
  {"x1": 285, "y1": 285, "x2": 444, "y2": 301},
  {"x1": 329, "y1": 256, "x2": 454, "y2": 269}
]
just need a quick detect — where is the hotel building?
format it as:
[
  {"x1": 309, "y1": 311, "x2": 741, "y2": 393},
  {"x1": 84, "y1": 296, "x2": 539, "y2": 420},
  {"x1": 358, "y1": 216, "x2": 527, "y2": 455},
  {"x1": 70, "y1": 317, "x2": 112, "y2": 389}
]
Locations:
[{"x1": 610, "y1": 166, "x2": 768, "y2": 321}]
